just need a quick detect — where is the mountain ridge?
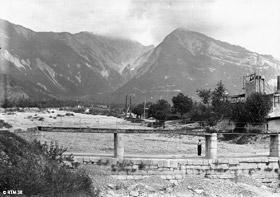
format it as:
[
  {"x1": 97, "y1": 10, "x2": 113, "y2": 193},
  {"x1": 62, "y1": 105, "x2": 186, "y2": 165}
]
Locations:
[
  {"x1": 1, "y1": 19, "x2": 280, "y2": 104},
  {"x1": 111, "y1": 28, "x2": 280, "y2": 104},
  {"x1": 0, "y1": 19, "x2": 152, "y2": 101}
]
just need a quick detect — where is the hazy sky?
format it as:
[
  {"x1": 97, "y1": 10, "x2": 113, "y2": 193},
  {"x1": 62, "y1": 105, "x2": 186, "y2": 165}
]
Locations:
[{"x1": 1, "y1": 0, "x2": 280, "y2": 59}]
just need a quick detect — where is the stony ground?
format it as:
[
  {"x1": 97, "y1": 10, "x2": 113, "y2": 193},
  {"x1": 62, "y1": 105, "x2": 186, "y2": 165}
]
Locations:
[
  {"x1": 81, "y1": 165, "x2": 280, "y2": 197},
  {"x1": 1, "y1": 108, "x2": 271, "y2": 157},
  {"x1": 1, "y1": 108, "x2": 279, "y2": 197}
]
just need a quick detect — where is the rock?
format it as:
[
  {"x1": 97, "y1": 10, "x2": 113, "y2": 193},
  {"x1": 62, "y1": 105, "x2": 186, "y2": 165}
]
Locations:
[
  {"x1": 194, "y1": 189, "x2": 204, "y2": 194},
  {"x1": 107, "y1": 183, "x2": 115, "y2": 189},
  {"x1": 170, "y1": 180, "x2": 179, "y2": 186},
  {"x1": 129, "y1": 190, "x2": 139, "y2": 196},
  {"x1": 143, "y1": 185, "x2": 156, "y2": 192},
  {"x1": 63, "y1": 161, "x2": 73, "y2": 168},
  {"x1": 107, "y1": 190, "x2": 117, "y2": 196},
  {"x1": 166, "y1": 187, "x2": 173, "y2": 193}
]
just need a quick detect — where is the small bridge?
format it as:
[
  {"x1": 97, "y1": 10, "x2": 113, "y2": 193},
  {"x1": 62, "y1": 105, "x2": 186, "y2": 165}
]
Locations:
[{"x1": 37, "y1": 126, "x2": 280, "y2": 159}]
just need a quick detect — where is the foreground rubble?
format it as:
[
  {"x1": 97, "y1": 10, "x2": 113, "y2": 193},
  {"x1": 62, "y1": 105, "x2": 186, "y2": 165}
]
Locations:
[{"x1": 81, "y1": 165, "x2": 279, "y2": 197}]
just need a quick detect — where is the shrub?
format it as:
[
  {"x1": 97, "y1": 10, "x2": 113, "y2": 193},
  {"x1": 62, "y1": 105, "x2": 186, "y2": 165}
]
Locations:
[
  {"x1": 0, "y1": 131, "x2": 94, "y2": 196},
  {"x1": 32, "y1": 140, "x2": 74, "y2": 164},
  {"x1": 0, "y1": 119, "x2": 12, "y2": 129}
]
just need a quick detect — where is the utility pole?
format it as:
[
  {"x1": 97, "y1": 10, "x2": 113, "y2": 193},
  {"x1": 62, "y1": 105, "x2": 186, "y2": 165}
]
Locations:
[
  {"x1": 143, "y1": 97, "x2": 146, "y2": 119},
  {"x1": 130, "y1": 95, "x2": 132, "y2": 118}
]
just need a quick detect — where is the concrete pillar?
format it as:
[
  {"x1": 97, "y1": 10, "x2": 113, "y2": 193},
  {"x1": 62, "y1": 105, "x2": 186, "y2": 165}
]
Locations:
[
  {"x1": 114, "y1": 133, "x2": 124, "y2": 159},
  {"x1": 269, "y1": 134, "x2": 280, "y2": 157},
  {"x1": 205, "y1": 133, "x2": 217, "y2": 159}
]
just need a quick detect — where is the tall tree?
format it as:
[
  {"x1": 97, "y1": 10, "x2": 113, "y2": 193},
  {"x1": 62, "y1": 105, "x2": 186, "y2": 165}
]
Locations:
[
  {"x1": 172, "y1": 93, "x2": 193, "y2": 117},
  {"x1": 197, "y1": 89, "x2": 211, "y2": 106},
  {"x1": 148, "y1": 99, "x2": 171, "y2": 121},
  {"x1": 245, "y1": 92, "x2": 273, "y2": 124},
  {"x1": 132, "y1": 103, "x2": 144, "y2": 118},
  {"x1": 211, "y1": 81, "x2": 230, "y2": 119}
]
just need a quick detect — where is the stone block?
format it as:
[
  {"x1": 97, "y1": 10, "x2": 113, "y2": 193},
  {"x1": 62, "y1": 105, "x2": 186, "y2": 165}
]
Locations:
[
  {"x1": 203, "y1": 160, "x2": 210, "y2": 165},
  {"x1": 131, "y1": 159, "x2": 142, "y2": 164},
  {"x1": 201, "y1": 165, "x2": 210, "y2": 170},
  {"x1": 187, "y1": 160, "x2": 194, "y2": 165},
  {"x1": 218, "y1": 159, "x2": 229, "y2": 164},
  {"x1": 132, "y1": 165, "x2": 138, "y2": 170},
  {"x1": 209, "y1": 163, "x2": 219, "y2": 169},
  {"x1": 185, "y1": 165, "x2": 194, "y2": 169},
  {"x1": 268, "y1": 161, "x2": 279, "y2": 169},
  {"x1": 170, "y1": 160, "x2": 178, "y2": 168},
  {"x1": 173, "y1": 170, "x2": 182, "y2": 174},
  {"x1": 186, "y1": 169, "x2": 195, "y2": 175},
  {"x1": 175, "y1": 175, "x2": 183, "y2": 180},
  {"x1": 89, "y1": 158, "x2": 100, "y2": 163},
  {"x1": 116, "y1": 175, "x2": 127, "y2": 180},
  {"x1": 178, "y1": 160, "x2": 188, "y2": 165},
  {"x1": 75, "y1": 157, "x2": 83, "y2": 163},
  {"x1": 151, "y1": 160, "x2": 160, "y2": 166},
  {"x1": 259, "y1": 158, "x2": 269, "y2": 163},
  {"x1": 262, "y1": 178, "x2": 273, "y2": 183},
  {"x1": 193, "y1": 160, "x2": 203, "y2": 165},
  {"x1": 219, "y1": 164, "x2": 229, "y2": 169},
  {"x1": 133, "y1": 175, "x2": 143, "y2": 180},
  {"x1": 252, "y1": 158, "x2": 264, "y2": 163},
  {"x1": 82, "y1": 157, "x2": 90, "y2": 162},
  {"x1": 180, "y1": 165, "x2": 186, "y2": 170},
  {"x1": 108, "y1": 158, "x2": 118, "y2": 165},
  {"x1": 149, "y1": 166, "x2": 158, "y2": 169},
  {"x1": 126, "y1": 175, "x2": 134, "y2": 179},
  {"x1": 257, "y1": 163, "x2": 267, "y2": 169},
  {"x1": 228, "y1": 159, "x2": 239, "y2": 165},
  {"x1": 163, "y1": 171, "x2": 173, "y2": 175},
  {"x1": 242, "y1": 169, "x2": 249, "y2": 174},
  {"x1": 166, "y1": 175, "x2": 174, "y2": 180},
  {"x1": 218, "y1": 174, "x2": 234, "y2": 179},
  {"x1": 163, "y1": 160, "x2": 170, "y2": 167},
  {"x1": 239, "y1": 162, "x2": 258, "y2": 169},
  {"x1": 142, "y1": 160, "x2": 153, "y2": 165},
  {"x1": 160, "y1": 175, "x2": 167, "y2": 179},
  {"x1": 158, "y1": 160, "x2": 164, "y2": 167},
  {"x1": 228, "y1": 165, "x2": 238, "y2": 170},
  {"x1": 137, "y1": 171, "x2": 147, "y2": 175}
]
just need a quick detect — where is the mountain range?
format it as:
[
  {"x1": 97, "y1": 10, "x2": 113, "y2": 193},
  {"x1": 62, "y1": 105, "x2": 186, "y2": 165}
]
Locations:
[
  {"x1": 1, "y1": 19, "x2": 280, "y2": 104},
  {"x1": 0, "y1": 19, "x2": 152, "y2": 101}
]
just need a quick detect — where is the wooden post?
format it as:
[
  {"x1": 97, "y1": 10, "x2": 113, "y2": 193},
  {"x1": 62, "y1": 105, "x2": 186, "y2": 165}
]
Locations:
[
  {"x1": 114, "y1": 133, "x2": 124, "y2": 159},
  {"x1": 205, "y1": 133, "x2": 217, "y2": 159},
  {"x1": 269, "y1": 134, "x2": 280, "y2": 157}
]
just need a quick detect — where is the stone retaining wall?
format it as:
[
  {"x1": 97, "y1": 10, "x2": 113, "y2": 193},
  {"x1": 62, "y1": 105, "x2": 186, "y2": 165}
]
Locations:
[{"x1": 75, "y1": 157, "x2": 280, "y2": 186}]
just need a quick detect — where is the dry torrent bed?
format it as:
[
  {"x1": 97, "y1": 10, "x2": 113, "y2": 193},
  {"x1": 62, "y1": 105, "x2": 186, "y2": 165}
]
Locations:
[
  {"x1": 80, "y1": 165, "x2": 280, "y2": 197},
  {"x1": 1, "y1": 109, "x2": 280, "y2": 196}
]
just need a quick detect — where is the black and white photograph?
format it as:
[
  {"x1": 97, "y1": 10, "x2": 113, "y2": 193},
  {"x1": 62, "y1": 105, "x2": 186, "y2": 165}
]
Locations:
[{"x1": 0, "y1": 0, "x2": 280, "y2": 196}]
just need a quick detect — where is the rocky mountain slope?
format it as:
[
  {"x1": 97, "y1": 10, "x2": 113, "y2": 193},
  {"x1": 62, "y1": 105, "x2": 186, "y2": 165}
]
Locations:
[
  {"x1": 112, "y1": 28, "x2": 280, "y2": 104},
  {"x1": 0, "y1": 19, "x2": 152, "y2": 101},
  {"x1": 1, "y1": 19, "x2": 280, "y2": 104}
]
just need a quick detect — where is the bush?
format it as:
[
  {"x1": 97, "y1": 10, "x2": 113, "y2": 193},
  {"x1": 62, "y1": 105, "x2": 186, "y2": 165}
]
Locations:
[
  {"x1": 0, "y1": 131, "x2": 94, "y2": 196},
  {"x1": 222, "y1": 133, "x2": 241, "y2": 141},
  {"x1": 0, "y1": 119, "x2": 12, "y2": 129},
  {"x1": 32, "y1": 140, "x2": 74, "y2": 164}
]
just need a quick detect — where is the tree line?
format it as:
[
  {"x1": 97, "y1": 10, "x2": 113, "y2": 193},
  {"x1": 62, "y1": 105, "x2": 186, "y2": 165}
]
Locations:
[{"x1": 132, "y1": 81, "x2": 273, "y2": 127}]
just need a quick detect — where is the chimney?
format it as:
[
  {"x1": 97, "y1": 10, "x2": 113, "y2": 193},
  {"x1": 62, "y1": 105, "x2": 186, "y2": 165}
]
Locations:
[{"x1": 277, "y1": 76, "x2": 280, "y2": 93}]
